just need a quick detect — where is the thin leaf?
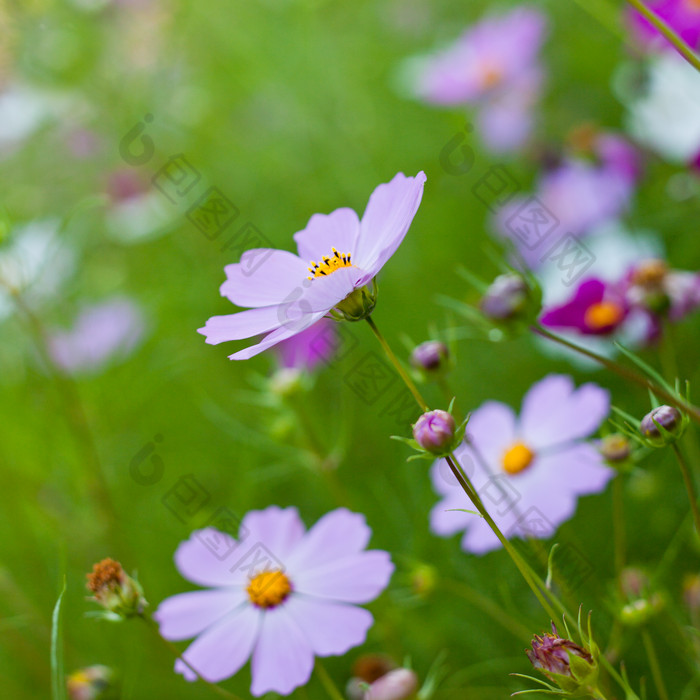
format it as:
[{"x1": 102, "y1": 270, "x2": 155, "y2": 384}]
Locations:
[{"x1": 51, "y1": 577, "x2": 67, "y2": 700}]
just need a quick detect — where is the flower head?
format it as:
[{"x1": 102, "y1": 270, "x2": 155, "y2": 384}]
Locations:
[
  {"x1": 640, "y1": 405, "x2": 686, "y2": 446},
  {"x1": 67, "y1": 665, "x2": 119, "y2": 700},
  {"x1": 430, "y1": 375, "x2": 612, "y2": 553},
  {"x1": 154, "y1": 507, "x2": 394, "y2": 696},
  {"x1": 413, "y1": 410, "x2": 457, "y2": 455},
  {"x1": 198, "y1": 173, "x2": 426, "y2": 360},
  {"x1": 410, "y1": 340, "x2": 449, "y2": 375},
  {"x1": 86, "y1": 558, "x2": 147, "y2": 619}
]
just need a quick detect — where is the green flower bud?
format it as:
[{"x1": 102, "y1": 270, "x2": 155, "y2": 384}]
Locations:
[{"x1": 86, "y1": 558, "x2": 147, "y2": 620}]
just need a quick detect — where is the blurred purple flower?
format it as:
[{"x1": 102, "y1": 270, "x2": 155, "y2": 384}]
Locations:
[
  {"x1": 495, "y1": 131, "x2": 641, "y2": 268},
  {"x1": 154, "y1": 507, "x2": 393, "y2": 696},
  {"x1": 430, "y1": 374, "x2": 612, "y2": 554},
  {"x1": 627, "y1": 0, "x2": 700, "y2": 52},
  {"x1": 410, "y1": 6, "x2": 547, "y2": 152},
  {"x1": 199, "y1": 172, "x2": 426, "y2": 360},
  {"x1": 274, "y1": 316, "x2": 337, "y2": 371},
  {"x1": 48, "y1": 298, "x2": 145, "y2": 374},
  {"x1": 540, "y1": 278, "x2": 629, "y2": 336}
]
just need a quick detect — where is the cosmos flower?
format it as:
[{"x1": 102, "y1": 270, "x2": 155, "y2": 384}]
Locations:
[
  {"x1": 430, "y1": 374, "x2": 612, "y2": 554},
  {"x1": 408, "y1": 6, "x2": 547, "y2": 152},
  {"x1": 154, "y1": 506, "x2": 394, "y2": 696},
  {"x1": 48, "y1": 297, "x2": 145, "y2": 374},
  {"x1": 198, "y1": 172, "x2": 426, "y2": 359},
  {"x1": 494, "y1": 130, "x2": 640, "y2": 269},
  {"x1": 540, "y1": 278, "x2": 629, "y2": 336},
  {"x1": 627, "y1": 0, "x2": 700, "y2": 52}
]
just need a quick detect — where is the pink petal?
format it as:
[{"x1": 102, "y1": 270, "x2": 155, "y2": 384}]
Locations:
[
  {"x1": 238, "y1": 506, "x2": 306, "y2": 563},
  {"x1": 429, "y1": 489, "x2": 474, "y2": 537},
  {"x1": 293, "y1": 208, "x2": 361, "y2": 263},
  {"x1": 197, "y1": 306, "x2": 284, "y2": 345},
  {"x1": 155, "y1": 588, "x2": 247, "y2": 641},
  {"x1": 535, "y1": 443, "x2": 613, "y2": 496},
  {"x1": 220, "y1": 250, "x2": 309, "y2": 308},
  {"x1": 285, "y1": 597, "x2": 373, "y2": 656},
  {"x1": 354, "y1": 172, "x2": 426, "y2": 274},
  {"x1": 174, "y1": 528, "x2": 250, "y2": 588},
  {"x1": 464, "y1": 401, "x2": 516, "y2": 469},
  {"x1": 285, "y1": 508, "x2": 371, "y2": 571},
  {"x1": 175, "y1": 604, "x2": 261, "y2": 683},
  {"x1": 291, "y1": 551, "x2": 394, "y2": 603},
  {"x1": 519, "y1": 375, "x2": 610, "y2": 449},
  {"x1": 250, "y1": 605, "x2": 315, "y2": 696}
]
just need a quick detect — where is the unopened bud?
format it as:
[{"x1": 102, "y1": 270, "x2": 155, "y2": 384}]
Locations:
[
  {"x1": 352, "y1": 655, "x2": 396, "y2": 683},
  {"x1": 683, "y1": 574, "x2": 700, "y2": 611},
  {"x1": 620, "y1": 593, "x2": 664, "y2": 626},
  {"x1": 479, "y1": 273, "x2": 530, "y2": 321},
  {"x1": 67, "y1": 665, "x2": 119, "y2": 700},
  {"x1": 620, "y1": 567, "x2": 649, "y2": 600},
  {"x1": 410, "y1": 341, "x2": 449, "y2": 375},
  {"x1": 86, "y1": 558, "x2": 147, "y2": 619},
  {"x1": 366, "y1": 669, "x2": 419, "y2": 700},
  {"x1": 412, "y1": 410, "x2": 456, "y2": 456},
  {"x1": 410, "y1": 563, "x2": 437, "y2": 598},
  {"x1": 599, "y1": 434, "x2": 632, "y2": 465},
  {"x1": 640, "y1": 405, "x2": 684, "y2": 446}
]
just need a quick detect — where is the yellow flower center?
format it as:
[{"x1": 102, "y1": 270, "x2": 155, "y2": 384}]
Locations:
[
  {"x1": 584, "y1": 301, "x2": 624, "y2": 330},
  {"x1": 481, "y1": 64, "x2": 503, "y2": 89},
  {"x1": 684, "y1": 0, "x2": 700, "y2": 11},
  {"x1": 502, "y1": 441, "x2": 534, "y2": 474},
  {"x1": 307, "y1": 248, "x2": 353, "y2": 280},
  {"x1": 246, "y1": 569, "x2": 292, "y2": 609}
]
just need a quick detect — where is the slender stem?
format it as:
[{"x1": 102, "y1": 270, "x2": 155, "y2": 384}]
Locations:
[
  {"x1": 140, "y1": 615, "x2": 243, "y2": 700},
  {"x1": 671, "y1": 443, "x2": 700, "y2": 534},
  {"x1": 624, "y1": 0, "x2": 700, "y2": 73},
  {"x1": 314, "y1": 660, "x2": 345, "y2": 700},
  {"x1": 366, "y1": 316, "x2": 428, "y2": 412},
  {"x1": 440, "y1": 579, "x2": 533, "y2": 642},
  {"x1": 612, "y1": 475, "x2": 626, "y2": 593},
  {"x1": 641, "y1": 628, "x2": 670, "y2": 700},
  {"x1": 532, "y1": 325, "x2": 700, "y2": 426}
]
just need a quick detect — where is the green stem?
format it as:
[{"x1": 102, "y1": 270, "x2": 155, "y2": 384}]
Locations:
[
  {"x1": 314, "y1": 660, "x2": 345, "y2": 700},
  {"x1": 613, "y1": 475, "x2": 626, "y2": 593},
  {"x1": 671, "y1": 443, "x2": 700, "y2": 534},
  {"x1": 140, "y1": 615, "x2": 243, "y2": 700},
  {"x1": 641, "y1": 628, "x2": 670, "y2": 700},
  {"x1": 532, "y1": 325, "x2": 700, "y2": 426},
  {"x1": 624, "y1": 0, "x2": 700, "y2": 73}
]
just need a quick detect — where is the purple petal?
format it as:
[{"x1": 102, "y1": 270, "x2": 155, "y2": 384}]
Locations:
[
  {"x1": 536, "y1": 443, "x2": 614, "y2": 496},
  {"x1": 519, "y1": 374, "x2": 610, "y2": 449},
  {"x1": 237, "y1": 506, "x2": 306, "y2": 564},
  {"x1": 540, "y1": 279, "x2": 606, "y2": 332},
  {"x1": 220, "y1": 250, "x2": 309, "y2": 308},
  {"x1": 197, "y1": 306, "x2": 285, "y2": 345},
  {"x1": 291, "y1": 551, "x2": 394, "y2": 603},
  {"x1": 155, "y1": 588, "x2": 247, "y2": 641},
  {"x1": 286, "y1": 508, "x2": 371, "y2": 571},
  {"x1": 274, "y1": 316, "x2": 338, "y2": 371},
  {"x1": 285, "y1": 597, "x2": 373, "y2": 655},
  {"x1": 429, "y1": 489, "x2": 475, "y2": 537},
  {"x1": 293, "y1": 208, "x2": 361, "y2": 263},
  {"x1": 174, "y1": 528, "x2": 250, "y2": 587},
  {"x1": 354, "y1": 172, "x2": 426, "y2": 274},
  {"x1": 250, "y1": 606, "x2": 315, "y2": 696},
  {"x1": 174, "y1": 604, "x2": 261, "y2": 683},
  {"x1": 464, "y1": 401, "x2": 516, "y2": 469}
]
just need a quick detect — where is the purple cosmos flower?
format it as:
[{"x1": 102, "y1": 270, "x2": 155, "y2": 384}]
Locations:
[
  {"x1": 540, "y1": 278, "x2": 628, "y2": 336},
  {"x1": 48, "y1": 298, "x2": 145, "y2": 374},
  {"x1": 410, "y1": 7, "x2": 547, "y2": 152},
  {"x1": 198, "y1": 172, "x2": 426, "y2": 360},
  {"x1": 154, "y1": 506, "x2": 394, "y2": 696},
  {"x1": 495, "y1": 131, "x2": 640, "y2": 268},
  {"x1": 627, "y1": 0, "x2": 700, "y2": 52},
  {"x1": 430, "y1": 374, "x2": 612, "y2": 554},
  {"x1": 273, "y1": 316, "x2": 338, "y2": 371}
]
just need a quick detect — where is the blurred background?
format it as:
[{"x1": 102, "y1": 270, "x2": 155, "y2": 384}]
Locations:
[{"x1": 2, "y1": 0, "x2": 700, "y2": 697}]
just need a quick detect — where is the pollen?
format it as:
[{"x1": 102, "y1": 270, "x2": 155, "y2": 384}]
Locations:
[
  {"x1": 584, "y1": 301, "x2": 624, "y2": 330},
  {"x1": 502, "y1": 441, "x2": 534, "y2": 474},
  {"x1": 307, "y1": 248, "x2": 353, "y2": 280},
  {"x1": 247, "y1": 569, "x2": 292, "y2": 609}
]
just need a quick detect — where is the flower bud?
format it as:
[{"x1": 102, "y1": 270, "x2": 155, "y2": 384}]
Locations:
[
  {"x1": 353, "y1": 654, "x2": 396, "y2": 683},
  {"x1": 410, "y1": 563, "x2": 437, "y2": 598},
  {"x1": 628, "y1": 259, "x2": 671, "y2": 315},
  {"x1": 619, "y1": 593, "x2": 664, "y2": 626},
  {"x1": 410, "y1": 341, "x2": 449, "y2": 375},
  {"x1": 599, "y1": 434, "x2": 632, "y2": 466},
  {"x1": 640, "y1": 405, "x2": 684, "y2": 446},
  {"x1": 366, "y1": 669, "x2": 419, "y2": 700},
  {"x1": 412, "y1": 410, "x2": 456, "y2": 456},
  {"x1": 683, "y1": 574, "x2": 700, "y2": 612},
  {"x1": 479, "y1": 273, "x2": 530, "y2": 321},
  {"x1": 619, "y1": 567, "x2": 649, "y2": 600},
  {"x1": 526, "y1": 624, "x2": 598, "y2": 695},
  {"x1": 86, "y1": 558, "x2": 147, "y2": 619},
  {"x1": 67, "y1": 665, "x2": 119, "y2": 700}
]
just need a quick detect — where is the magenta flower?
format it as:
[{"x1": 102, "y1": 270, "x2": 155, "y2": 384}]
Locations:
[
  {"x1": 274, "y1": 316, "x2": 338, "y2": 371},
  {"x1": 430, "y1": 374, "x2": 612, "y2": 554},
  {"x1": 627, "y1": 0, "x2": 700, "y2": 52},
  {"x1": 154, "y1": 507, "x2": 394, "y2": 696},
  {"x1": 198, "y1": 172, "x2": 426, "y2": 360},
  {"x1": 410, "y1": 7, "x2": 547, "y2": 152},
  {"x1": 48, "y1": 298, "x2": 145, "y2": 374},
  {"x1": 540, "y1": 278, "x2": 628, "y2": 336}
]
